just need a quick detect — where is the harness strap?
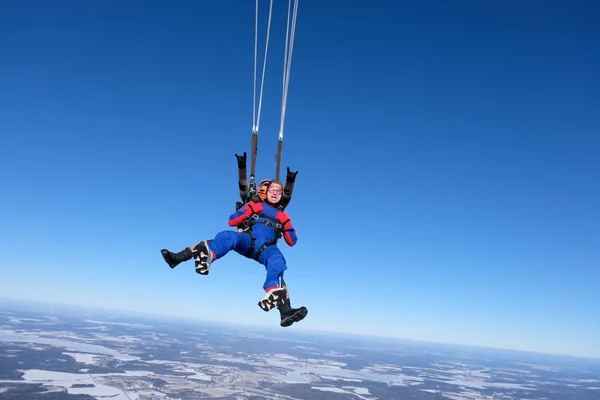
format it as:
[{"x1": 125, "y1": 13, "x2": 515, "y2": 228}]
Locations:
[
  {"x1": 241, "y1": 205, "x2": 284, "y2": 261},
  {"x1": 252, "y1": 238, "x2": 278, "y2": 260},
  {"x1": 251, "y1": 213, "x2": 282, "y2": 229}
]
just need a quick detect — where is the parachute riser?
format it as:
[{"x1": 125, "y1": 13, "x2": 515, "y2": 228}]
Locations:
[
  {"x1": 275, "y1": 138, "x2": 283, "y2": 181},
  {"x1": 246, "y1": 130, "x2": 259, "y2": 200},
  {"x1": 250, "y1": 131, "x2": 259, "y2": 178}
]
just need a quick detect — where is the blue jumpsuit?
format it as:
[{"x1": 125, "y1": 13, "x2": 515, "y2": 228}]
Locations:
[{"x1": 207, "y1": 201, "x2": 298, "y2": 291}]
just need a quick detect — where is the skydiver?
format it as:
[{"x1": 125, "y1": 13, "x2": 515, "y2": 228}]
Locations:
[
  {"x1": 233, "y1": 152, "x2": 303, "y2": 324},
  {"x1": 160, "y1": 180, "x2": 308, "y2": 328}
]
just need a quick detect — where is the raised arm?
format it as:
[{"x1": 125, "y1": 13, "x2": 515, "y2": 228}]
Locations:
[
  {"x1": 279, "y1": 167, "x2": 298, "y2": 210},
  {"x1": 236, "y1": 152, "x2": 249, "y2": 202}
]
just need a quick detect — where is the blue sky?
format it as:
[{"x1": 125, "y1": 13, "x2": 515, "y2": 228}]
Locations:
[{"x1": 1, "y1": 0, "x2": 599, "y2": 359}]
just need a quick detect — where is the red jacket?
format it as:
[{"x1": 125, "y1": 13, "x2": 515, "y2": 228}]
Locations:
[{"x1": 228, "y1": 201, "x2": 297, "y2": 247}]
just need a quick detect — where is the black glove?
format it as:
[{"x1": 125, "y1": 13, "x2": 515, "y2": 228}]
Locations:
[
  {"x1": 235, "y1": 152, "x2": 247, "y2": 169},
  {"x1": 286, "y1": 167, "x2": 298, "y2": 182}
]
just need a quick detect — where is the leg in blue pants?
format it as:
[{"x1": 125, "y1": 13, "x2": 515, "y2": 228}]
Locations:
[
  {"x1": 208, "y1": 231, "x2": 288, "y2": 290},
  {"x1": 206, "y1": 230, "x2": 288, "y2": 311},
  {"x1": 208, "y1": 230, "x2": 288, "y2": 289},
  {"x1": 258, "y1": 245, "x2": 288, "y2": 291},
  {"x1": 161, "y1": 231, "x2": 294, "y2": 314},
  {"x1": 208, "y1": 230, "x2": 252, "y2": 259}
]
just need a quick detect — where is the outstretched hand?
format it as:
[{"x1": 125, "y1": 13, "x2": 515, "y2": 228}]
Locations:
[
  {"x1": 235, "y1": 152, "x2": 247, "y2": 169},
  {"x1": 286, "y1": 167, "x2": 298, "y2": 182}
]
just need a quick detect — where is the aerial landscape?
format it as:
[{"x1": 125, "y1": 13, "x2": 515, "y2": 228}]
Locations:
[
  {"x1": 2, "y1": 0, "x2": 599, "y2": 399},
  {"x1": 1, "y1": 298, "x2": 599, "y2": 400}
]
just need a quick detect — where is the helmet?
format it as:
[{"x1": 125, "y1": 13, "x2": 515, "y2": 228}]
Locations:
[{"x1": 257, "y1": 179, "x2": 271, "y2": 200}]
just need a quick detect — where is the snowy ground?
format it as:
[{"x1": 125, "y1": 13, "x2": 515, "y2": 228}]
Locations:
[{"x1": 1, "y1": 314, "x2": 597, "y2": 400}]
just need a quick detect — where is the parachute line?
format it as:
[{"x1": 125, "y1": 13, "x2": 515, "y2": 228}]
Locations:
[
  {"x1": 253, "y1": 0, "x2": 273, "y2": 137},
  {"x1": 279, "y1": 0, "x2": 299, "y2": 142},
  {"x1": 275, "y1": 0, "x2": 299, "y2": 181},
  {"x1": 252, "y1": 0, "x2": 258, "y2": 134},
  {"x1": 251, "y1": 0, "x2": 274, "y2": 184}
]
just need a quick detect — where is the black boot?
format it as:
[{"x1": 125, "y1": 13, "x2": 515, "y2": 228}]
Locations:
[
  {"x1": 161, "y1": 248, "x2": 192, "y2": 269},
  {"x1": 278, "y1": 298, "x2": 308, "y2": 327}
]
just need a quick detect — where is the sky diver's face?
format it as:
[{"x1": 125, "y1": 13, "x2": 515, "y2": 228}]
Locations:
[{"x1": 267, "y1": 183, "x2": 283, "y2": 204}]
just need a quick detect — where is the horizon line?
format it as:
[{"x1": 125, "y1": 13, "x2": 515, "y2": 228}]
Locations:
[{"x1": 1, "y1": 295, "x2": 598, "y2": 363}]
